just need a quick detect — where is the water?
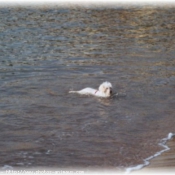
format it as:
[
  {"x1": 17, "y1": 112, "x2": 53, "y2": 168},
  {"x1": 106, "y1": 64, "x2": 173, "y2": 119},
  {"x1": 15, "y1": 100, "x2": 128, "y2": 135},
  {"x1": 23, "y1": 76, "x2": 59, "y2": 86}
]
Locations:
[{"x1": 0, "y1": 6, "x2": 175, "y2": 171}]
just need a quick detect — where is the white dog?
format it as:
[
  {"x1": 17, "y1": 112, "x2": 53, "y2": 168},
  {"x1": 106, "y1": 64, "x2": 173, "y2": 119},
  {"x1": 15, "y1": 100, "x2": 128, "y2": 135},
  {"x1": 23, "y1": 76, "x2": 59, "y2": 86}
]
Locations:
[{"x1": 69, "y1": 82, "x2": 113, "y2": 98}]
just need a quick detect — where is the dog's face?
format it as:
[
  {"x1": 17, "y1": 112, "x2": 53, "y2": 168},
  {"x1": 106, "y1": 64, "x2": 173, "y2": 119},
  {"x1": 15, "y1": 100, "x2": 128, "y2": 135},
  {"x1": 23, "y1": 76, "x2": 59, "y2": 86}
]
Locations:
[{"x1": 99, "y1": 82, "x2": 113, "y2": 97}]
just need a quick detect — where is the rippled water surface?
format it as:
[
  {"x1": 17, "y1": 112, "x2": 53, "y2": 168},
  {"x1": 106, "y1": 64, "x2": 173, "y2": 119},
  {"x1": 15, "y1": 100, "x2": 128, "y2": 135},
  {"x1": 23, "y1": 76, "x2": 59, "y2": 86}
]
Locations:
[{"x1": 0, "y1": 6, "x2": 175, "y2": 170}]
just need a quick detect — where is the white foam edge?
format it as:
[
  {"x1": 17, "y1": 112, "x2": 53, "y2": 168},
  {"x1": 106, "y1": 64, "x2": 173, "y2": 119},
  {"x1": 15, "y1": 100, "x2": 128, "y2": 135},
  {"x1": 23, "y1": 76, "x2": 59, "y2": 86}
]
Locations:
[
  {"x1": 125, "y1": 132, "x2": 175, "y2": 174},
  {"x1": 1, "y1": 165, "x2": 13, "y2": 170}
]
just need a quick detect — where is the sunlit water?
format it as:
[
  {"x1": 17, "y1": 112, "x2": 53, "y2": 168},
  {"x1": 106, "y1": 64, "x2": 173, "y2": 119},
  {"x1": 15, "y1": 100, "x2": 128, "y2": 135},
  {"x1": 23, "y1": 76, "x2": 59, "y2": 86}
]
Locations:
[{"x1": 0, "y1": 6, "x2": 175, "y2": 171}]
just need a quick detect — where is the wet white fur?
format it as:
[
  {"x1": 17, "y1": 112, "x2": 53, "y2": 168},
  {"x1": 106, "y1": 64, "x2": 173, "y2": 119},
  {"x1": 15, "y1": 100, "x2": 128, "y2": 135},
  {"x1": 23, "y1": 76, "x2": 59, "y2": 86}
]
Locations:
[{"x1": 69, "y1": 82, "x2": 113, "y2": 98}]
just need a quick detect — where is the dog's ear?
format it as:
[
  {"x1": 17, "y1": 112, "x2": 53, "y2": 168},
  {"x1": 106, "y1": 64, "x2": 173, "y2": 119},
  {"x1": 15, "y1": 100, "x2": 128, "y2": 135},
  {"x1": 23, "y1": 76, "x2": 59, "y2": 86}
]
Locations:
[{"x1": 99, "y1": 84, "x2": 105, "y2": 93}]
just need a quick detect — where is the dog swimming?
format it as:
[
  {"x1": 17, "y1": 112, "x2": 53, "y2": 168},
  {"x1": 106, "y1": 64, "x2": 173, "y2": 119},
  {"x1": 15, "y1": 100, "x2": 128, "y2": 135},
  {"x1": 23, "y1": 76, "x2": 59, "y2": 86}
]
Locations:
[{"x1": 69, "y1": 82, "x2": 113, "y2": 98}]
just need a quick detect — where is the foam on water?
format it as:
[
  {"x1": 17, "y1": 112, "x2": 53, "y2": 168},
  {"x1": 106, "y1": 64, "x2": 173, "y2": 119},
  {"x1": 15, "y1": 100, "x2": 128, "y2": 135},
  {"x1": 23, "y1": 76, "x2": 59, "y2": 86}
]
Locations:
[
  {"x1": 125, "y1": 133, "x2": 175, "y2": 174},
  {"x1": 1, "y1": 165, "x2": 13, "y2": 170}
]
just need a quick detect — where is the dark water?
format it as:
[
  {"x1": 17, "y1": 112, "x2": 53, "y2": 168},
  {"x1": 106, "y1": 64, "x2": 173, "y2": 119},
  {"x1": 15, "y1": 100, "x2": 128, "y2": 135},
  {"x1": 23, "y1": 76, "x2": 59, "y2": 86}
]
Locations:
[{"x1": 0, "y1": 6, "x2": 175, "y2": 171}]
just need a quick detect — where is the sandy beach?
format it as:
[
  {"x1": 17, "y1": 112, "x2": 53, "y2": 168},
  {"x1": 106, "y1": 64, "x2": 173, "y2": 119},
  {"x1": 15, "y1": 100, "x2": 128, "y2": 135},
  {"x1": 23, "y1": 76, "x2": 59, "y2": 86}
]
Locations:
[{"x1": 140, "y1": 136, "x2": 175, "y2": 173}]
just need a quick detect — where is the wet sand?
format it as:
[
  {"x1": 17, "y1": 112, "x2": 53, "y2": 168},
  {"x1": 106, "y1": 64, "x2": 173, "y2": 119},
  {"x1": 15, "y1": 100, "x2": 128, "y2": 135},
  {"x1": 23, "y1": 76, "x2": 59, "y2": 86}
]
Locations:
[{"x1": 141, "y1": 136, "x2": 175, "y2": 173}]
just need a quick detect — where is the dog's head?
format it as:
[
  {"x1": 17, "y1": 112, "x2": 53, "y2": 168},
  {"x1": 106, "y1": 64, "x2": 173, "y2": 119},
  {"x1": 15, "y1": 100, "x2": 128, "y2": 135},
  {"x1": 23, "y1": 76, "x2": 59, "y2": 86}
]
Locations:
[{"x1": 99, "y1": 82, "x2": 113, "y2": 97}]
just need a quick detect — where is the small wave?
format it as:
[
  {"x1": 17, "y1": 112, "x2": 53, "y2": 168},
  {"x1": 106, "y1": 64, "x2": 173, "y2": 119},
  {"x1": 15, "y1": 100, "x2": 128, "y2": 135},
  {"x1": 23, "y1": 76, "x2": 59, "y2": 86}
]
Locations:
[
  {"x1": 125, "y1": 133, "x2": 175, "y2": 174},
  {"x1": 1, "y1": 165, "x2": 13, "y2": 170}
]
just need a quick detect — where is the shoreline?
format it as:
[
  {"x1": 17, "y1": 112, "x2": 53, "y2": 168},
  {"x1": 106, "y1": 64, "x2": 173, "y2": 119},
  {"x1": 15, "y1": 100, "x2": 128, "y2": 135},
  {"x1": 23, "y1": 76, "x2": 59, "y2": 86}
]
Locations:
[{"x1": 140, "y1": 134, "x2": 175, "y2": 173}]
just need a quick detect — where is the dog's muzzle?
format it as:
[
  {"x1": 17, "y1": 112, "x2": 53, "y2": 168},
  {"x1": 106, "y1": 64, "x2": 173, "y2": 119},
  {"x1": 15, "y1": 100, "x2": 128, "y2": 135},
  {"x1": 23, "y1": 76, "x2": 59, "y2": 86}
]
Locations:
[{"x1": 110, "y1": 88, "x2": 113, "y2": 95}]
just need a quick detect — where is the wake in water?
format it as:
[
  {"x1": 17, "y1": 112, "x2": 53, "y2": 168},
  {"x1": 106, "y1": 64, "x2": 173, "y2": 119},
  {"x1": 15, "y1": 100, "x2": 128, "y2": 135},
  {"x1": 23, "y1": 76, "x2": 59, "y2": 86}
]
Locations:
[{"x1": 125, "y1": 133, "x2": 175, "y2": 174}]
